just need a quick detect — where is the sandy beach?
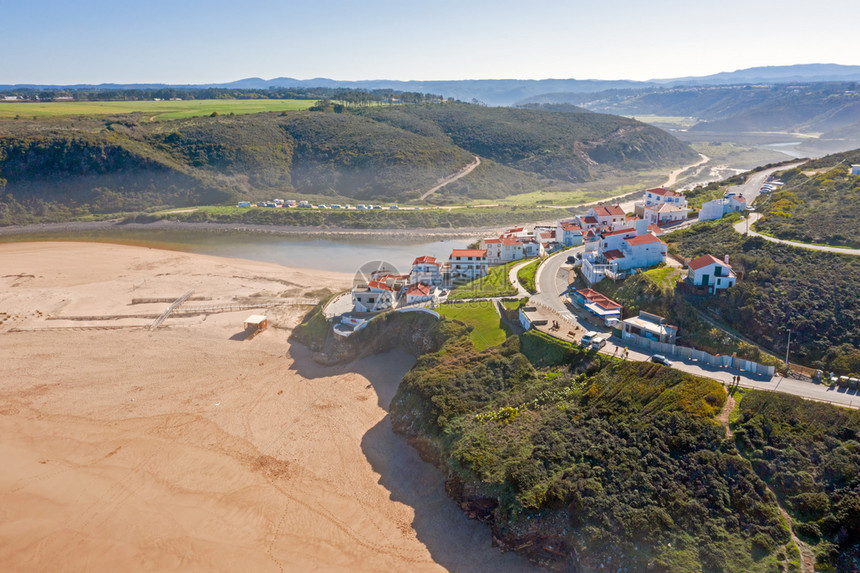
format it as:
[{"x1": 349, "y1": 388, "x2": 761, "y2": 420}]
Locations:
[{"x1": 0, "y1": 242, "x2": 534, "y2": 572}]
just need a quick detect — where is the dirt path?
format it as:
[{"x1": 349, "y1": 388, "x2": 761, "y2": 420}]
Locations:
[
  {"x1": 420, "y1": 156, "x2": 480, "y2": 201},
  {"x1": 718, "y1": 388, "x2": 814, "y2": 572},
  {"x1": 717, "y1": 391, "x2": 736, "y2": 439},
  {"x1": 662, "y1": 153, "x2": 709, "y2": 188}
]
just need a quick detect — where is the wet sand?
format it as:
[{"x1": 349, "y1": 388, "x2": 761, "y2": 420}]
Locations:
[{"x1": 0, "y1": 242, "x2": 535, "y2": 572}]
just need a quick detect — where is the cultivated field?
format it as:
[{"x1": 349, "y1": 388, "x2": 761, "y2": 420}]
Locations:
[{"x1": 0, "y1": 99, "x2": 316, "y2": 120}]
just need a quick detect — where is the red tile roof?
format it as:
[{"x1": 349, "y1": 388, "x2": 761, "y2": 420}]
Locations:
[
  {"x1": 451, "y1": 249, "x2": 487, "y2": 258},
  {"x1": 625, "y1": 233, "x2": 662, "y2": 246},
  {"x1": 500, "y1": 237, "x2": 522, "y2": 246},
  {"x1": 561, "y1": 223, "x2": 582, "y2": 232},
  {"x1": 688, "y1": 254, "x2": 730, "y2": 271},
  {"x1": 647, "y1": 224, "x2": 663, "y2": 235},
  {"x1": 540, "y1": 231, "x2": 556, "y2": 240},
  {"x1": 602, "y1": 227, "x2": 636, "y2": 237},
  {"x1": 603, "y1": 249, "x2": 625, "y2": 261},
  {"x1": 582, "y1": 216, "x2": 598, "y2": 224},
  {"x1": 593, "y1": 205, "x2": 626, "y2": 217},
  {"x1": 483, "y1": 238, "x2": 502, "y2": 244},
  {"x1": 406, "y1": 283, "x2": 432, "y2": 296},
  {"x1": 576, "y1": 288, "x2": 623, "y2": 310},
  {"x1": 412, "y1": 256, "x2": 439, "y2": 266},
  {"x1": 368, "y1": 280, "x2": 393, "y2": 291}
]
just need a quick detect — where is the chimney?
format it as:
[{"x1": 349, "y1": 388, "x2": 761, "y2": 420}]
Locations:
[
  {"x1": 724, "y1": 254, "x2": 730, "y2": 265},
  {"x1": 634, "y1": 218, "x2": 648, "y2": 235}
]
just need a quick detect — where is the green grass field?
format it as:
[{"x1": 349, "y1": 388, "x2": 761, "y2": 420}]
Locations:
[
  {"x1": 642, "y1": 266, "x2": 683, "y2": 291},
  {"x1": 0, "y1": 99, "x2": 316, "y2": 120},
  {"x1": 437, "y1": 301, "x2": 509, "y2": 351},
  {"x1": 448, "y1": 260, "x2": 523, "y2": 300},
  {"x1": 516, "y1": 259, "x2": 540, "y2": 294}
]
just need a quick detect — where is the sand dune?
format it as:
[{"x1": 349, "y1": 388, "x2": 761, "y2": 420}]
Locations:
[{"x1": 0, "y1": 242, "x2": 535, "y2": 572}]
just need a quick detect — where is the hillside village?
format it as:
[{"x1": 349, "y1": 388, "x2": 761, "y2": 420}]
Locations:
[{"x1": 333, "y1": 182, "x2": 758, "y2": 358}]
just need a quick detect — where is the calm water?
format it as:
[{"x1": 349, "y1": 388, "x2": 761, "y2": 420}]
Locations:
[{"x1": 0, "y1": 227, "x2": 468, "y2": 276}]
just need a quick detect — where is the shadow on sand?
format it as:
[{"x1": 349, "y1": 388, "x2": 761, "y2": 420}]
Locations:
[{"x1": 288, "y1": 343, "x2": 537, "y2": 572}]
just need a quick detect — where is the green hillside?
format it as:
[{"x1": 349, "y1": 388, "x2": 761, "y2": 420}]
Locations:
[
  {"x1": 0, "y1": 103, "x2": 696, "y2": 225},
  {"x1": 666, "y1": 216, "x2": 860, "y2": 375},
  {"x1": 357, "y1": 104, "x2": 697, "y2": 181},
  {"x1": 754, "y1": 149, "x2": 860, "y2": 248},
  {"x1": 387, "y1": 325, "x2": 797, "y2": 572}
]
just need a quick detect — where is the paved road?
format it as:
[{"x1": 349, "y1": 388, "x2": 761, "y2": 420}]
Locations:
[
  {"x1": 532, "y1": 246, "x2": 858, "y2": 409},
  {"x1": 725, "y1": 162, "x2": 803, "y2": 206},
  {"x1": 734, "y1": 213, "x2": 860, "y2": 256}
]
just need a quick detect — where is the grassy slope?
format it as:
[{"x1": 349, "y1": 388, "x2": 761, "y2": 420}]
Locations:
[
  {"x1": 389, "y1": 326, "x2": 798, "y2": 572},
  {"x1": 448, "y1": 260, "x2": 521, "y2": 300},
  {"x1": 516, "y1": 259, "x2": 540, "y2": 294},
  {"x1": 0, "y1": 102, "x2": 697, "y2": 225},
  {"x1": 734, "y1": 390, "x2": 860, "y2": 571},
  {"x1": 665, "y1": 215, "x2": 860, "y2": 374},
  {"x1": 436, "y1": 301, "x2": 509, "y2": 351},
  {"x1": 755, "y1": 149, "x2": 860, "y2": 248}
]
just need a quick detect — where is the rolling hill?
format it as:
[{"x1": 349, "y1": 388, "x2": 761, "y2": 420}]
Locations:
[
  {"x1": 518, "y1": 83, "x2": 860, "y2": 152},
  {"x1": 0, "y1": 104, "x2": 696, "y2": 224}
]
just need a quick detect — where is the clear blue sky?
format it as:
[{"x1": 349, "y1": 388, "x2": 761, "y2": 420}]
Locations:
[{"x1": 2, "y1": 0, "x2": 858, "y2": 84}]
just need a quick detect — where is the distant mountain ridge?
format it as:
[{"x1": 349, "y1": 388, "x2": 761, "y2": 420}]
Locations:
[{"x1": 4, "y1": 63, "x2": 860, "y2": 106}]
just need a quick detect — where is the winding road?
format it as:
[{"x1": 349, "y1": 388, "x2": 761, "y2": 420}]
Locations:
[
  {"x1": 734, "y1": 213, "x2": 860, "y2": 256},
  {"x1": 531, "y1": 247, "x2": 859, "y2": 410}
]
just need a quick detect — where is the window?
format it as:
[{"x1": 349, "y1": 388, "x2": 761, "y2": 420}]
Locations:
[{"x1": 368, "y1": 297, "x2": 375, "y2": 303}]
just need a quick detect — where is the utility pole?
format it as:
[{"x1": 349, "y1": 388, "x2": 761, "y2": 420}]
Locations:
[{"x1": 784, "y1": 329, "x2": 792, "y2": 373}]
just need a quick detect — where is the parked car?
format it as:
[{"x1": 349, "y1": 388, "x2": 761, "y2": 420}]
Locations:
[
  {"x1": 650, "y1": 354, "x2": 673, "y2": 367},
  {"x1": 580, "y1": 331, "x2": 599, "y2": 347},
  {"x1": 356, "y1": 204, "x2": 367, "y2": 209},
  {"x1": 591, "y1": 334, "x2": 610, "y2": 350}
]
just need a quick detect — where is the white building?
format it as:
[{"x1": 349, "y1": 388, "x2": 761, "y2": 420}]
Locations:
[
  {"x1": 404, "y1": 282, "x2": 436, "y2": 304},
  {"x1": 635, "y1": 187, "x2": 688, "y2": 217},
  {"x1": 621, "y1": 311, "x2": 678, "y2": 344},
  {"x1": 556, "y1": 222, "x2": 584, "y2": 246},
  {"x1": 410, "y1": 256, "x2": 443, "y2": 286},
  {"x1": 687, "y1": 254, "x2": 736, "y2": 294},
  {"x1": 643, "y1": 203, "x2": 690, "y2": 226},
  {"x1": 481, "y1": 237, "x2": 525, "y2": 264},
  {"x1": 699, "y1": 195, "x2": 746, "y2": 222},
  {"x1": 448, "y1": 249, "x2": 488, "y2": 281},
  {"x1": 580, "y1": 220, "x2": 667, "y2": 284},
  {"x1": 352, "y1": 279, "x2": 396, "y2": 312}
]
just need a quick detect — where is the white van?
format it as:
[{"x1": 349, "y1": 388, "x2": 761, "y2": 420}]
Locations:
[
  {"x1": 591, "y1": 334, "x2": 610, "y2": 350},
  {"x1": 580, "y1": 331, "x2": 599, "y2": 347}
]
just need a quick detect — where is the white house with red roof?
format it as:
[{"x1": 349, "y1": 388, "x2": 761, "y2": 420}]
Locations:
[
  {"x1": 480, "y1": 237, "x2": 525, "y2": 264},
  {"x1": 580, "y1": 219, "x2": 668, "y2": 284},
  {"x1": 448, "y1": 248, "x2": 488, "y2": 281},
  {"x1": 686, "y1": 254, "x2": 736, "y2": 294},
  {"x1": 404, "y1": 282, "x2": 437, "y2": 304},
  {"x1": 410, "y1": 256, "x2": 443, "y2": 286},
  {"x1": 556, "y1": 221, "x2": 584, "y2": 246},
  {"x1": 352, "y1": 278, "x2": 397, "y2": 312},
  {"x1": 635, "y1": 187, "x2": 688, "y2": 216},
  {"x1": 573, "y1": 205, "x2": 626, "y2": 230},
  {"x1": 643, "y1": 202, "x2": 690, "y2": 226}
]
